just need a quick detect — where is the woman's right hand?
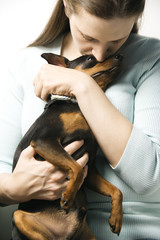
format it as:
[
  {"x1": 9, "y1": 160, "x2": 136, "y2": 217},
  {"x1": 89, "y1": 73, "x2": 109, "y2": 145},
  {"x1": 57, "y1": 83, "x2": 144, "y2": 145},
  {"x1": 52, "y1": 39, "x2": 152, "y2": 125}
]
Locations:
[{"x1": 3, "y1": 141, "x2": 88, "y2": 204}]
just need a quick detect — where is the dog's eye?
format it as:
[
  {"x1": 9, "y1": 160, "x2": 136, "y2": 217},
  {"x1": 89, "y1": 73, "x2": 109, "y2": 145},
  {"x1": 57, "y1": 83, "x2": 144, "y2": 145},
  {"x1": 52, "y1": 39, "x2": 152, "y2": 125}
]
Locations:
[{"x1": 87, "y1": 56, "x2": 95, "y2": 61}]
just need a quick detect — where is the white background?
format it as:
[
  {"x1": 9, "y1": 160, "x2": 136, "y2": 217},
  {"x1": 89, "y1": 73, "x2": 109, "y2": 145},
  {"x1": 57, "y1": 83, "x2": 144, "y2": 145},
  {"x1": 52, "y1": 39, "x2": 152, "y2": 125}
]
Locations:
[{"x1": 0, "y1": 0, "x2": 160, "y2": 66}]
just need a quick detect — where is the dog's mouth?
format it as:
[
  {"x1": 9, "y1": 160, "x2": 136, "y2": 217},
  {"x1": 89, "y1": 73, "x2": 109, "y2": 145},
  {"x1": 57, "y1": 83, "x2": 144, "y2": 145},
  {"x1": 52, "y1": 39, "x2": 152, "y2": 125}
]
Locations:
[{"x1": 91, "y1": 65, "x2": 119, "y2": 78}]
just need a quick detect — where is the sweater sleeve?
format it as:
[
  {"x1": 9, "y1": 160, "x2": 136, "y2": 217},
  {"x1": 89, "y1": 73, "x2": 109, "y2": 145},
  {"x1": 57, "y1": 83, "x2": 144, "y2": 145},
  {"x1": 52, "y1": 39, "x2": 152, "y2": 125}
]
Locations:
[
  {"x1": 113, "y1": 57, "x2": 160, "y2": 195},
  {"x1": 0, "y1": 67, "x2": 23, "y2": 173}
]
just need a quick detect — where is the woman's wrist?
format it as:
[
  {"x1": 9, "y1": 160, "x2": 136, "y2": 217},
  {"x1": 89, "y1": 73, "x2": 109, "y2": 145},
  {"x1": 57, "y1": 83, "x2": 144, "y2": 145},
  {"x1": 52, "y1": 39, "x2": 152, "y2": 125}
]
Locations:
[
  {"x1": 72, "y1": 71, "x2": 94, "y2": 99},
  {"x1": 0, "y1": 173, "x2": 17, "y2": 205}
]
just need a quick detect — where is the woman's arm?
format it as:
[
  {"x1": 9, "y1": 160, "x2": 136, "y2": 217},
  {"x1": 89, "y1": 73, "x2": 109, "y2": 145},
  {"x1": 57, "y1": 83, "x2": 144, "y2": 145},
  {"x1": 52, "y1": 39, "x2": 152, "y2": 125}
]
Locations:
[{"x1": 74, "y1": 76, "x2": 133, "y2": 167}]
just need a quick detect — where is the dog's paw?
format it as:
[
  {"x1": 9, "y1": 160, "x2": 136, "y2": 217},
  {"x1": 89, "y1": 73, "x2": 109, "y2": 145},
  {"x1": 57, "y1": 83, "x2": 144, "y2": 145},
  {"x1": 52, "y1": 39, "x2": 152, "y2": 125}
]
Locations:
[
  {"x1": 108, "y1": 213, "x2": 123, "y2": 236},
  {"x1": 60, "y1": 192, "x2": 74, "y2": 211}
]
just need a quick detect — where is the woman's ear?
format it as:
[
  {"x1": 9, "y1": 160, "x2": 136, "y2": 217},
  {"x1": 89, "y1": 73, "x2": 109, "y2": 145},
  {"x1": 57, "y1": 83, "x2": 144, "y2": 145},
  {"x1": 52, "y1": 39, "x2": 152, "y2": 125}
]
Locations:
[
  {"x1": 63, "y1": 0, "x2": 66, "y2": 8},
  {"x1": 63, "y1": 0, "x2": 70, "y2": 18}
]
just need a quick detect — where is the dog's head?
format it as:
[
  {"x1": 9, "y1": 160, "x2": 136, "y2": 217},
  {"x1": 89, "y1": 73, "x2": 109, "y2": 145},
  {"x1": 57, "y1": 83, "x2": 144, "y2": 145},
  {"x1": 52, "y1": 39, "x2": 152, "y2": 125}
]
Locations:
[{"x1": 41, "y1": 53, "x2": 122, "y2": 91}]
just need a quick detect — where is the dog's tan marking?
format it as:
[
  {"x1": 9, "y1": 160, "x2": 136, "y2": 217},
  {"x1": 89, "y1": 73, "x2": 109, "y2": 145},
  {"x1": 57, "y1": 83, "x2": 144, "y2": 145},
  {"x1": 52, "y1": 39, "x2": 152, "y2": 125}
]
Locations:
[
  {"x1": 60, "y1": 112, "x2": 89, "y2": 134},
  {"x1": 75, "y1": 61, "x2": 114, "y2": 76}
]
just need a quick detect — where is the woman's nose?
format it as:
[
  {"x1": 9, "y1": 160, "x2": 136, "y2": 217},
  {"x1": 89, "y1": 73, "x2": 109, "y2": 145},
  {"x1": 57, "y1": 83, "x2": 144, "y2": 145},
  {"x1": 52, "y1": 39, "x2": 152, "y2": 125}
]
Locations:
[{"x1": 92, "y1": 44, "x2": 109, "y2": 62}]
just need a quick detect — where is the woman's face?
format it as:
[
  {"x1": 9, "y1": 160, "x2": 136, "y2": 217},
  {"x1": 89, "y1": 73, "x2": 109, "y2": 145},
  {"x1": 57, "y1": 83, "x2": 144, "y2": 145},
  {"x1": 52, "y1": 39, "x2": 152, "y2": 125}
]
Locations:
[{"x1": 68, "y1": 7, "x2": 137, "y2": 61}]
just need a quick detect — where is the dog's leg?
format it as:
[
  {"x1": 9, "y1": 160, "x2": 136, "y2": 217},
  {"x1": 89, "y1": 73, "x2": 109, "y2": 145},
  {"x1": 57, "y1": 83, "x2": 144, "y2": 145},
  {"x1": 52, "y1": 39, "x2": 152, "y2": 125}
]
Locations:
[
  {"x1": 30, "y1": 139, "x2": 84, "y2": 211},
  {"x1": 85, "y1": 165, "x2": 123, "y2": 235},
  {"x1": 13, "y1": 210, "x2": 53, "y2": 240}
]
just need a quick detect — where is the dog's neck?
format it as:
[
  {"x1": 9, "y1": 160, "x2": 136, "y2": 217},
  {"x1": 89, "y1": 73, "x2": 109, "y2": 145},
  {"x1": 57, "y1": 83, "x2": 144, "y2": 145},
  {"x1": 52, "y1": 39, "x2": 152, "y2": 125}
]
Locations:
[{"x1": 44, "y1": 94, "x2": 77, "y2": 110}]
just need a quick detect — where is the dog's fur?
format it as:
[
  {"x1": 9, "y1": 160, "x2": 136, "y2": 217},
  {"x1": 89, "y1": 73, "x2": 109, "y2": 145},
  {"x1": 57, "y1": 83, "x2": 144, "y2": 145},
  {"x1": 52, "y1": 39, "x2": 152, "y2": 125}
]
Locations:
[{"x1": 12, "y1": 53, "x2": 123, "y2": 240}]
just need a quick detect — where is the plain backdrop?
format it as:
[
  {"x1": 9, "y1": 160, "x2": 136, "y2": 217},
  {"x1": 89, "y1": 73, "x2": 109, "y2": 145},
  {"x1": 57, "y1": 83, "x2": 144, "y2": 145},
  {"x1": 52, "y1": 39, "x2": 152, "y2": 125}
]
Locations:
[{"x1": 0, "y1": 0, "x2": 160, "y2": 239}]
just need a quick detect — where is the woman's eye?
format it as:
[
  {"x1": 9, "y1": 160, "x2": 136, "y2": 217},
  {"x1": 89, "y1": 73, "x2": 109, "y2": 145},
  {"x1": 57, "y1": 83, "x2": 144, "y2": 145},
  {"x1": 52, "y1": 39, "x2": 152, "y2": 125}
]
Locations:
[
  {"x1": 81, "y1": 33, "x2": 95, "y2": 42},
  {"x1": 112, "y1": 40, "x2": 121, "y2": 45}
]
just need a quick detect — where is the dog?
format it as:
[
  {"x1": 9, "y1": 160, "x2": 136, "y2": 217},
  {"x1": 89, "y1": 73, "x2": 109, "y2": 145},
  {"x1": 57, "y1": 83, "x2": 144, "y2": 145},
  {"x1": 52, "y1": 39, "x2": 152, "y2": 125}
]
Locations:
[{"x1": 12, "y1": 53, "x2": 123, "y2": 240}]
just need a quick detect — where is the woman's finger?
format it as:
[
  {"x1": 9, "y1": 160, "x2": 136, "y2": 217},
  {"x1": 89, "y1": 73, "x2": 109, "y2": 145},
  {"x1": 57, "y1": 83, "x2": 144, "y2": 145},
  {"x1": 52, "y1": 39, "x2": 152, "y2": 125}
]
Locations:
[
  {"x1": 21, "y1": 145, "x2": 36, "y2": 159},
  {"x1": 76, "y1": 152, "x2": 89, "y2": 168},
  {"x1": 64, "y1": 140, "x2": 84, "y2": 155}
]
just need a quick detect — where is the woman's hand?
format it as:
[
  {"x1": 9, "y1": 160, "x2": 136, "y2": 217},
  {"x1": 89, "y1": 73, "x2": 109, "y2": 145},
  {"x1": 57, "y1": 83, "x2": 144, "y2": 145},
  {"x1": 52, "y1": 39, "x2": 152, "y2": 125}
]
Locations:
[
  {"x1": 2, "y1": 141, "x2": 88, "y2": 204},
  {"x1": 33, "y1": 64, "x2": 91, "y2": 101}
]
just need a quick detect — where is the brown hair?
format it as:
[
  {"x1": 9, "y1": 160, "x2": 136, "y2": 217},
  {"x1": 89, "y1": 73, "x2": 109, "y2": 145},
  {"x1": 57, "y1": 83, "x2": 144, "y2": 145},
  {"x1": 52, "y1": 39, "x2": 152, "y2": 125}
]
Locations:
[{"x1": 29, "y1": 0, "x2": 145, "y2": 47}]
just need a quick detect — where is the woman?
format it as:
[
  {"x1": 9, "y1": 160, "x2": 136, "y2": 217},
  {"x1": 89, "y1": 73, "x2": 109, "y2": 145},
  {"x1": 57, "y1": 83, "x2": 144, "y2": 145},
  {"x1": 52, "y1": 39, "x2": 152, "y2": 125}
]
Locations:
[{"x1": 0, "y1": 0, "x2": 160, "y2": 239}]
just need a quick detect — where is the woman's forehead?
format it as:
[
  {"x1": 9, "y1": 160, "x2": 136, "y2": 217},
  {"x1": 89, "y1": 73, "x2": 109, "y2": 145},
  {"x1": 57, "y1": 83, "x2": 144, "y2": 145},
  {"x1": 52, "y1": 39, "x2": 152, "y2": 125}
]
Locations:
[{"x1": 71, "y1": 9, "x2": 136, "y2": 42}]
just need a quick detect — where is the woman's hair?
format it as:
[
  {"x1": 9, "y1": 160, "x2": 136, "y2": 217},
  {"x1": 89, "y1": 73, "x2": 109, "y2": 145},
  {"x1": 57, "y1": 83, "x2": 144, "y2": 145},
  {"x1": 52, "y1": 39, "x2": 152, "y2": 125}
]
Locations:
[{"x1": 29, "y1": 0, "x2": 145, "y2": 47}]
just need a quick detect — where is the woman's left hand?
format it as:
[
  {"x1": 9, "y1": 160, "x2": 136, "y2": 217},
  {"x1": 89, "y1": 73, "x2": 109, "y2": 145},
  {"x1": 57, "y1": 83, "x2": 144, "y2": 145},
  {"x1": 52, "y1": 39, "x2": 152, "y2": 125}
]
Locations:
[{"x1": 33, "y1": 64, "x2": 90, "y2": 102}]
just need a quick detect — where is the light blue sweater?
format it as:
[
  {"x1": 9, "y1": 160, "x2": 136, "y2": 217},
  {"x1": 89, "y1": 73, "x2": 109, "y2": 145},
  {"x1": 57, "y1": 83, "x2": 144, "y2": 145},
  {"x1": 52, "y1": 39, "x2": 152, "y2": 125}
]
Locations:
[{"x1": 0, "y1": 34, "x2": 160, "y2": 239}]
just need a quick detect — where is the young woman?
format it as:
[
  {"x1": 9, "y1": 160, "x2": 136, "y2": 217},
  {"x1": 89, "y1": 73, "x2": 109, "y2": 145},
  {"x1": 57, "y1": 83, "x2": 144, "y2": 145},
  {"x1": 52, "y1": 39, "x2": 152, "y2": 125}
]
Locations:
[{"x1": 0, "y1": 0, "x2": 160, "y2": 239}]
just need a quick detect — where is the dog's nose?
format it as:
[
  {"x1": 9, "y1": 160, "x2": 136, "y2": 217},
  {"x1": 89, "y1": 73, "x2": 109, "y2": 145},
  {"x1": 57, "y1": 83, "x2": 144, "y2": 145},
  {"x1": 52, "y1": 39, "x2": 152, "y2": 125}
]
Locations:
[{"x1": 114, "y1": 54, "x2": 123, "y2": 61}]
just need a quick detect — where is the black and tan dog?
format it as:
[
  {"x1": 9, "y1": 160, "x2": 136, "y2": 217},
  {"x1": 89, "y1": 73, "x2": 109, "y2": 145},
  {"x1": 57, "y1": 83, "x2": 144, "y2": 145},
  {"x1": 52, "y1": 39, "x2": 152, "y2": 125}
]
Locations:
[{"x1": 12, "y1": 53, "x2": 123, "y2": 240}]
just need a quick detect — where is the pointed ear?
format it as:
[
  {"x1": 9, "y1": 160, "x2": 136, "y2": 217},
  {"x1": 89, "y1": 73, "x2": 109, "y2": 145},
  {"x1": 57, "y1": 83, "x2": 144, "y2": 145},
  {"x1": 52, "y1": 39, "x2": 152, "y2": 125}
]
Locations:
[{"x1": 41, "y1": 53, "x2": 70, "y2": 67}]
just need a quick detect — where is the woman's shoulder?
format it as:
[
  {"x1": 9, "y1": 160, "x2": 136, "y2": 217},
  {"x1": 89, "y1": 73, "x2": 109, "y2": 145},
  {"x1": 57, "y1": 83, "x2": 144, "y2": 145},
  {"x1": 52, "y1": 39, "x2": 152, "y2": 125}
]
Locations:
[
  {"x1": 119, "y1": 33, "x2": 160, "y2": 67},
  {"x1": 121, "y1": 34, "x2": 160, "y2": 57},
  {"x1": 129, "y1": 33, "x2": 160, "y2": 45},
  {"x1": 117, "y1": 34, "x2": 160, "y2": 87},
  {"x1": 10, "y1": 35, "x2": 63, "y2": 71},
  {"x1": 5, "y1": 36, "x2": 63, "y2": 88}
]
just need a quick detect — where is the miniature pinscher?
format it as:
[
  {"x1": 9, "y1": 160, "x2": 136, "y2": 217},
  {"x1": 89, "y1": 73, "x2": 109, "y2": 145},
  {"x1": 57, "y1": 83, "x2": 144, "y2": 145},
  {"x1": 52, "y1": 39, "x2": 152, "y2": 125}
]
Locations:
[{"x1": 12, "y1": 53, "x2": 123, "y2": 240}]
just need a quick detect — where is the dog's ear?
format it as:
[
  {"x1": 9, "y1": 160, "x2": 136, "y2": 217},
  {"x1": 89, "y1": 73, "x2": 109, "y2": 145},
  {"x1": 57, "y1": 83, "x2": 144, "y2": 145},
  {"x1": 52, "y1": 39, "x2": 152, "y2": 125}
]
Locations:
[{"x1": 41, "y1": 53, "x2": 70, "y2": 67}]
